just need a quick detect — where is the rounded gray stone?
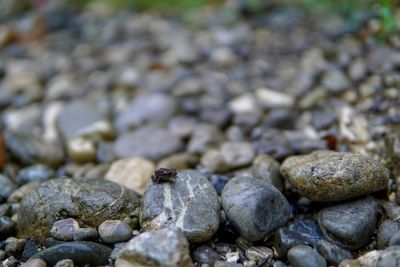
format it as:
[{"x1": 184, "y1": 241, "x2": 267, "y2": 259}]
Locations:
[
  {"x1": 193, "y1": 245, "x2": 220, "y2": 265},
  {"x1": 222, "y1": 176, "x2": 291, "y2": 242},
  {"x1": 16, "y1": 165, "x2": 55, "y2": 185},
  {"x1": 18, "y1": 178, "x2": 140, "y2": 242},
  {"x1": 98, "y1": 220, "x2": 132, "y2": 244},
  {"x1": 73, "y1": 228, "x2": 98, "y2": 241},
  {"x1": 140, "y1": 170, "x2": 220, "y2": 243},
  {"x1": 50, "y1": 218, "x2": 79, "y2": 241},
  {"x1": 281, "y1": 150, "x2": 389, "y2": 202},
  {"x1": 377, "y1": 220, "x2": 400, "y2": 249},
  {"x1": 389, "y1": 232, "x2": 400, "y2": 247},
  {"x1": 287, "y1": 245, "x2": 327, "y2": 267}
]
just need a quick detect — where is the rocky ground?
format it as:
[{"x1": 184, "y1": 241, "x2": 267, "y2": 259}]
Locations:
[{"x1": 0, "y1": 0, "x2": 399, "y2": 267}]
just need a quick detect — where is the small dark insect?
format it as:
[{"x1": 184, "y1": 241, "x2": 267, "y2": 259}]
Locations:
[{"x1": 151, "y1": 168, "x2": 177, "y2": 184}]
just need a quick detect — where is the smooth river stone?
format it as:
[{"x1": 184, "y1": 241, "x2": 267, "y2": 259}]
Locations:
[
  {"x1": 222, "y1": 176, "x2": 291, "y2": 242},
  {"x1": 140, "y1": 170, "x2": 220, "y2": 243},
  {"x1": 18, "y1": 178, "x2": 141, "y2": 242},
  {"x1": 281, "y1": 150, "x2": 389, "y2": 202}
]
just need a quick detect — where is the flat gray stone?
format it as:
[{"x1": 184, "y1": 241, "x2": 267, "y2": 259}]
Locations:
[
  {"x1": 287, "y1": 245, "x2": 327, "y2": 267},
  {"x1": 281, "y1": 150, "x2": 389, "y2": 202},
  {"x1": 222, "y1": 176, "x2": 291, "y2": 242},
  {"x1": 140, "y1": 170, "x2": 220, "y2": 243}
]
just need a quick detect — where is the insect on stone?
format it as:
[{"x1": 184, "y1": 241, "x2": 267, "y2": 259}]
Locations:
[{"x1": 151, "y1": 168, "x2": 177, "y2": 184}]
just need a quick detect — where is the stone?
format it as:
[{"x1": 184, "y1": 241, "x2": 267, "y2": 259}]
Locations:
[
  {"x1": 57, "y1": 100, "x2": 114, "y2": 139},
  {"x1": 98, "y1": 220, "x2": 133, "y2": 244},
  {"x1": 252, "y1": 155, "x2": 283, "y2": 191},
  {"x1": 8, "y1": 182, "x2": 40, "y2": 203},
  {"x1": 73, "y1": 228, "x2": 98, "y2": 241},
  {"x1": 105, "y1": 158, "x2": 155, "y2": 195},
  {"x1": 389, "y1": 231, "x2": 400, "y2": 246},
  {"x1": 0, "y1": 175, "x2": 17, "y2": 201},
  {"x1": 30, "y1": 241, "x2": 112, "y2": 266},
  {"x1": 0, "y1": 217, "x2": 16, "y2": 239},
  {"x1": 200, "y1": 149, "x2": 229, "y2": 173},
  {"x1": 187, "y1": 124, "x2": 224, "y2": 154},
  {"x1": 318, "y1": 198, "x2": 379, "y2": 250},
  {"x1": 281, "y1": 150, "x2": 389, "y2": 202},
  {"x1": 245, "y1": 246, "x2": 273, "y2": 264},
  {"x1": 321, "y1": 69, "x2": 349, "y2": 94},
  {"x1": 316, "y1": 240, "x2": 352, "y2": 266},
  {"x1": 4, "y1": 131, "x2": 64, "y2": 167},
  {"x1": 192, "y1": 245, "x2": 220, "y2": 265},
  {"x1": 274, "y1": 219, "x2": 324, "y2": 257},
  {"x1": 222, "y1": 176, "x2": 291, "y2": 242},
  {"x1": 18, "y1": 178, "x2": 140, "y2": 242},
  {"x1": 20, "y1": 259, "x2": 47, "y2": 267},
  {"x1": 116, "y1": 93, "x2": 176, "y2": 132},
  {"x1": 374, "y1": 246, "x2": 400, "y2": 267},
  {"x1": 54, "y1": 259, "x2": 74, "y2": 267},
  {"x1": 157, "y1": 153, "x2": 198, "y2": 170},
  {"x1": 140, "y1": 170, "x2": 220, "y2": 243},
  {"x1": 255, "y1": 88, "x2": 295, "y2": 109},
  {"x1": 220, "y1": 142, "x2": 255, "y2": 169},
  {"x1": 377, "y1": 220, "x2": 400, "y2": 249},
  {"x1": 16, "y1": 165, "x2": 54, "y2": 185},
  {"x1": 115, "y1": 228, "x2": 192, "y2": 267},
  {"x1": 287, "y1": 245, "x2": 327, "y2": 267},
  {"x1": 50, "y1": 218, "x2": 80, "y2": 241},
  {"x1": 114, "y1": 126, "x2": 183, "y2": 161},
  {"x1": 21, "y1": 239, "x2": 39, "y2": 261},
  {"x1": 67, "y1": 137, "x2": 97, "y2": 163},
  {"x1": 214, "y1": 261, "x2": 242, "y2": 267},
  {"x1": 5, "y1": 237, "x2": 26, "y2": 255}
]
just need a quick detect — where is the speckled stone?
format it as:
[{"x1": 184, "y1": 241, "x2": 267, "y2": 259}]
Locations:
[
  {"x1": 18, "y1": 178, "x2": 140, "y2": 242},
  {"x1": 140, "y1": 170, "x2": 220, "y2": 243},
  {"x1": 222, "y1": 176, "x2": 291, "y2": 242},
  {"x1": 115, "y1": 228, "x2": 192, "y2": 267},
  {"x1": 281, "y1": 150, "x2": 389, "y2": 202}
]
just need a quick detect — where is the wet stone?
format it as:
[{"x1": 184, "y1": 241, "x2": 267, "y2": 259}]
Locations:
[
  {"x1": 114, "y1": 126, "x2": 183, "y2": 161},
  {"x1": 50, "y1": 218, "x2": 79, "y2": 241},
  {"x1": 287, "y1": 245, "x2": 327, "y2": 267},
  {"x1": 16, "y1": 165, "x2": 54, "y2": 185},
  {"x1": 140, "y1": 170, "x2": 220, "y2": 243},
  {"x1": 377, "y1": 220, "x2": 400, "y2": 249},
  {"x1": 98, "y1": 220, "x2": 132, "y2": 244},
  {"x1": 192, "y1": 245, "x2": 220, "y2": 265},
  {"x1": 18, "y1": 178, "x2": 140, "y2": 242},
  {"x1": 115, "y1": 228, "x2": 193, "y2": 267},
  {"x1": 281, "y1": 150, "x2": 389, "y2": 202},
  {"x1": 222, "y1": 176, "x2": 291, "y2": 242},
  {"x1": 318, "y1": 198, "x2": 379, "y2": 250}
]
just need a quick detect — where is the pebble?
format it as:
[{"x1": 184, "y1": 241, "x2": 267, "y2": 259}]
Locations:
[
  {"x1": 116, "y1": 93, "x2": 176, "y2": 132},
  {"x1": 255, "y1": 88, "x2": 295, "y2": 109},
  {"x1": 0, "y1": 216, "x2": 15, "y2": 239},
  {"x1": 66, "y1": 137, "x2": 97, "y2": 163},
  {"x1": 5, "y1": 237, "x2": 26, "y2": 255},
  {"x1": 187, "y1": 124, "x2": 224, "y2": 154},
  {"x1": 245, "y1": 246, "x2": 273, "y2": 264},
  {"x1": 8, "y1": 181, "x2": 40, "y2": 203},
  {"x1": 214, "y1": 261, "x2": 242, "y2": 267},
  {"x1": 30, "y1": 241, "x2": 112, "y2": 266},
  {"x1": 98, "y1": 220, "x2": 133, "y2": 244},
  {"x1": 377, "y1": 220, "x2": 400, "y2": 249},
  {"x1": 321, "y1": 69, "x2": 349, "y2": 94},
  {"x1": 105, "y1": 158, "x2": 155, "y2": 195},
  {"x1": 50, "y1": 218, "x2": 80, "y2": 241},
  {"x1": 73, "y1": 228, "x2": 98, "y2": 241},
  {"x1": 316, "y1": 240, "x2": 352, "y2": 266},
  {"x1": 192, "y1": 245, "x2": 220, "y2": 265},
  {"x1": 221, "y1": 176, "x2": 291, "y2": 241},
  {"x1": 287, "y1": 245, "x2": 327, "y2": 267},
  {"x1": 274, "y1": 219, "x2": 324, "y2": 257},
  {"x1": 374, "y1": 246, "x2": 400, "y2": 267},
  {"x1": 220, "y1": 142, "x2": 255, "y2": 169},
  {"x1": 115, "y1": 228, "x2": 193, "y2": 267},
  {"x1": 16, "y1": 165, "x2": 54, "y2": 185},
  {"x1": 0, "y1": 175, "x2": 17, "y2": 202},
  {"x1": 281, "y1": 150, "x2": 389, "y2": 202},
  {"x1": 4, "y1": 131, "x2": 64, "y2": 167},
  {"x1": 21, "y1": 239, "x2": 39, "y2": 261},
  {"x1": 114, "y1": 126, "x2": 183, "y2": 161},
  {"x1": 389, "y1": 231, "x2": 400, "y2": 246},
  {"x1": 54, "y1": 259, "x2": 74, "y2": 267},
  {"x1": 318, "y1": 198, "x2": 379, "y2": 250},
  {"x1": 140, "y1": 170, "x2": 220, "y2": 243},
  {"x1": 20, "y1": 258, "x2": 47, "y2": 267},
  {"x1": 157, "y1": 152, "x2": 198, "y2": 170},
  {"x1": 18, "y1": 178, "x2": 140, "y2": 242},
  {"x1": 252, "y1": 155, "x2": 283, "y2": 191}
]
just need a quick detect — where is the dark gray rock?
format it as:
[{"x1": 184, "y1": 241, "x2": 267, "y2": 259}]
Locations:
[
  {"x1": 5, "y1": 131, "x2": 64, "y2": 167},
  {"x1": 116, "y1": 93, "x2": 176, "y2": 132},
  {"x1": 30, "y1": 241, "x2": 112, "y2": 266},
  {"x1": 192, "y1": 245, "x2": 220, "y2": 265},
  {"x1": 389, "y1": 232, "x2": 400, "y2": 246},
  {"x1": 140, "y1": 170, "x2": 220, "y2": 243},
  {"x1": 287, "y1": 245, "x2": 327, "y2": 267},
  {"x1": 50, "y1": 218, "x2": 79, "y2": 241},
  {"x1": 0, "y1": 175, "x2": 17, "y2": 201},
  {"x1": 18, "y1": 178, "x2": 140, "y2": 242},
  {"x1": 115, "y1": 228, "x2": 192, "y2": 267},
  {"x1": 316, "y1": 240, "x2": 352, "y2": 266},
  {"x1": 98, "y1": 220, "x2": 132, "y2": 244},
  {"x1": 73, "y1": 228, "x2": 98, "y2": 241},
  {"x1": 281, "y1": 150, "x2": 389, "y2": 202},
  {"x1": 318, "y1": 198, "x2": 379, "y2": 250},
  {"x1": 274, "y1": 219, "x2": 324, "y2": 257},
  {"x1": 377, "y1": 220, "x2": 400, "y2": 249},
  {"x1": 222, "y1": 176, "x2": 291, "y2": 242},
  {"x1": 0, "y1": 216, "x2": 16, "y2": 240},
  {"x1": 114, "y1": 126, "x2": 183, "y2": 161},
  {"x1": 16, "y1": 165, "x2": 55, "y2": 185}
]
